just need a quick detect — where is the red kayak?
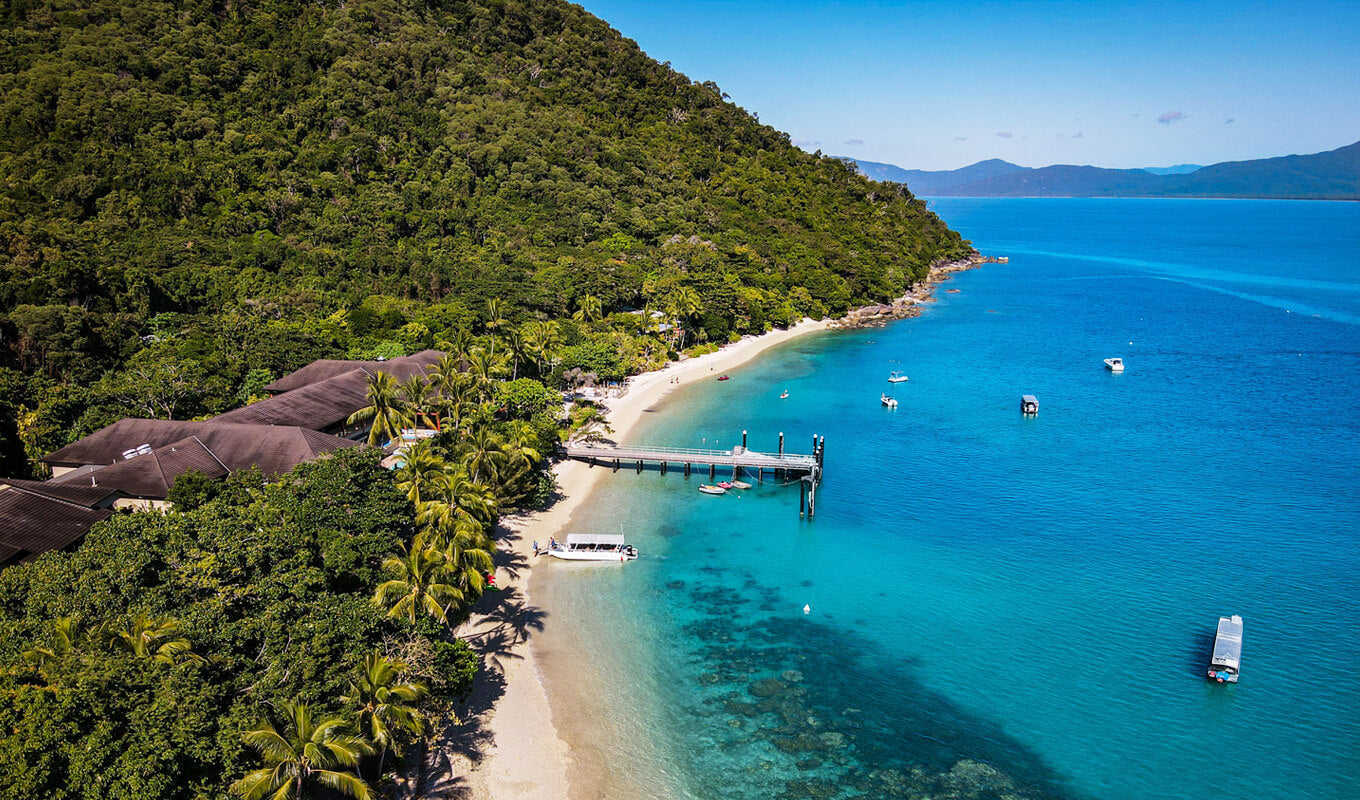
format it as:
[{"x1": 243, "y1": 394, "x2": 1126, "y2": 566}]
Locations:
[{"x1": 717, "y1": 375, "x2": 730, "y2": 381}]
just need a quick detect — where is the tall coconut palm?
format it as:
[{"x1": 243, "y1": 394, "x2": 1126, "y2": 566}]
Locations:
[
  {"x1": 110, "y1": 612, "x2": 205, "y2": 666},
  {"x1": 392, "y1": 440, "x2": 456, "y2": 506},
  {"x1": 397, "y1": 375, "x2": 437, "y2": 432},
  {"x1": 439, "y1": 519, "x2": 496, "y2": 597},
  {"x1": 347, "y1": 371, "x2": 411, "y2": 447},
  {"x1": 231, "y1": 700, "x2": 374, "y2": 800},
  {"x1": 373, "y1": 535, "x2": 463, "y2": 626},
  {"x1": 343, "y1": 651, "x2": 428, "y2": 779},
  {"x1": 502, "y1": 327, "x2": 531, "y2": 380},
  {"x1": 460, "y1": 426, "x2": 505, "y2": 485},
  {"x1": 571, "y1": 294, "x2": 603, "y2": 325},
  {"x1": 465, "y1": 347, "x2": 507, "y2": 404},
  {"x1": 665, "y1": 286, "x2": 703, "y2": 349},
  {"x1": 417, "y1": 466, "x2": 497, "y2": 531},
  {"x1": 523, "y1": 320, "x2": 562, "y2": 375},
  {"x1": 484, "y1": 298, "x2": 505, "y2": 357}
]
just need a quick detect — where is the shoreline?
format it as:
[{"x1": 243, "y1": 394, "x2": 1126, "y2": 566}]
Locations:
[
  {"x1": 447, "y1": 259, "x2": 984, "y2": 800},
  {"x1": 443, "y1": 318, "x2": 834, "y2": 799}
]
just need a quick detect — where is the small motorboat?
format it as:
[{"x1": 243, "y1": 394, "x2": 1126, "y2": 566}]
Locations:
[
  {"x1": 717, "y1": 375, "x2": 731, "y2": 381},
  {"x1": 729, "y1": 480, "x2": 752, "y2": 490},
  {"x1": 881, "y1": 393, "x2": 898, "y2": 408},
  {"x1": 716, "y1": 481, "x2": 734, "y2": 489},
  {"x1": 698, "y1": 484, "x2": 727, "y2": 495},
  {"x1": 1104, "y1": 357, "x2": 1125, "y2": 372},
  {"x1": 779, "y1": 390, "x2": 789, "y2": 399},
  {"x1": 888, "y1": 371, "x2": 909, "y2": 383}
]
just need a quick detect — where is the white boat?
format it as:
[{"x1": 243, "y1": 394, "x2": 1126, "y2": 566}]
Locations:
[
  {"x1": 881, "y1": 393, "x2": 898, "y2": 408},
  {"x1": 698, "y1": 484, "x2": 727, "y2": 495},
  {"x1": 548, "y1": 533, "x2": 638, "y2": 561},
  {"x1": 1104, "y1": 357, "x2": 1125, "y2": 372},
  {"x1": 730, "y1": 480, "x2": 752, "y2": 490},
  {"x1": 1207, "y1": 615, "x2": 1243, "y2": 683},
  {"x1": 888, "y1": 371, "x2": 909, "y2": 383}
]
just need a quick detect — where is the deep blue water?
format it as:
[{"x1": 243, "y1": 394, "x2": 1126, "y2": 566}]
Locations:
[{"x1": 539, "y1": 199, "x2": 1360, "y2": 800}]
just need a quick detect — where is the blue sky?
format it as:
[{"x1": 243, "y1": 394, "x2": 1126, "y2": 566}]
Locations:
[{"x1": 577, "y1": 0, "x2": 1360, "y2": 170}]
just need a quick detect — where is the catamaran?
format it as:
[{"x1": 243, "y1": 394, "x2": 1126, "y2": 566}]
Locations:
[
  {"x1": 881, "y1": 393, "x2": 898, "y2": 408},
  {"x1": 548, "y1": 533, "x2": 638, "y2": 561}
]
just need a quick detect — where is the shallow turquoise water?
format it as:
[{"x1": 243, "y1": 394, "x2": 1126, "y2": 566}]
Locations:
[{"x1": 541, "y1": 199, "x2": 1360, "y2": 800}]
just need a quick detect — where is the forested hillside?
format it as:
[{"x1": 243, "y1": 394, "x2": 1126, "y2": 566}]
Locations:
[{"x1": 0, "y1": 0, "x2": 970, "y2": 473}]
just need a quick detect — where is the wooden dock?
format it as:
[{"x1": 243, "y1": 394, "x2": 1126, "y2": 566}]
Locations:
[{"x1": 561, "y1": 432, "x2": 826, "y2": 516}]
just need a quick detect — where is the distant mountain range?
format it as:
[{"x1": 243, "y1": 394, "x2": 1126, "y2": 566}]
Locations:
[{"x1": 842, "y1": 141, "x2": 1360, "y2": 199}]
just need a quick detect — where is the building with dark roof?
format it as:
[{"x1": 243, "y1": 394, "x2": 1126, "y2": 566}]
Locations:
[
  {"x1": 4, "y1": 351, "x2": 442, "y2": 566},
  {"x1": 263, "y1": 349, "x2": 443, "y2": 393},
  {"x1": 49, "y1": 426, "x2": 360, "y2": 508},
  {"x1": 0, "y1": 480, "x2": 121, "y2": 566}
]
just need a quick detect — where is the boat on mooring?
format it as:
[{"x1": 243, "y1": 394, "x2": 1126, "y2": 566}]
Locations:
[
  {"x1": 1104, "y1": 357, "x2": 1125, "y2": 372},
  {"x1": 729, "y1": 480, "x2": 752, "y2": 490},
  {"x1": 1207, "y1": 615, "x2": 1243, "y2": 683},
  {"x1": 780, "y1": 390, "x2": 789, "y2": 399},
  {"x1": 881, "y1": 393, "x2": 898, "y2": 408},
  {"x1": 548, "y1": 533, "x2": 638, "y2": 561},
  {"x1": 888, "y1": 371, "x2": 909, "y2": 383},
  {"x1": 1020, "y1": 395, "x2": 1039, "y2": 415},
  {"x1": 698, "y1": 484, "x2": 727, "y2": 495}
]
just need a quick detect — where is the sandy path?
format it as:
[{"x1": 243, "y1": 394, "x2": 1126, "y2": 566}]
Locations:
[{"x1": 440, "y1": 319, "x2": 833, "y2": 799}]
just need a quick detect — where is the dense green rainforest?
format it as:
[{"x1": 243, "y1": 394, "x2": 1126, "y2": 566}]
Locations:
[{"x1": 0, "y1": 0, "x2": 970, "y2": 796}]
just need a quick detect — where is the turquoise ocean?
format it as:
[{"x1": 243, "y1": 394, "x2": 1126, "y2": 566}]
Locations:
[{"x1": 536, "y1": 199, "x2": 1360, "y2": 800}]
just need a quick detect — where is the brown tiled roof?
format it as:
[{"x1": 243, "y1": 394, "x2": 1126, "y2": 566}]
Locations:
[
  {"x1": 0, "y1": 482, "x2": 116, "y2": 565},
  {"x1": 49, "y1": 427, "x2": 359, "y2": 499},
  {"x1": 263, "y1": 350, "x2": 444, "y2": 393},
  {"x1": 42, "y1": 418, "x2": 217, "y2": 468},
  {"x1": 213, "y1": 370, "x2": 373, "y2": 430},
  {"x1": 0, "y1": 479, "x2": 120, "y2": 508}
]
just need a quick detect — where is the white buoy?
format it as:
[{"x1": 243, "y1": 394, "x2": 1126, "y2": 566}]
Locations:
[{"x1": 803, "y1": 604, "x2": 811, "y2": 615}]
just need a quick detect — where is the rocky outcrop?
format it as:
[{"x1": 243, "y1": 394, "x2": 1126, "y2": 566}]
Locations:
[{"x1": 831, "y1": 253, "x2": 1003, "y2": 328}]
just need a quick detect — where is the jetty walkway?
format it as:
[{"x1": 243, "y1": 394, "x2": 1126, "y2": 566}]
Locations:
[{"x1": 561, "y1": 434, "x2": 826, "y2": 516}]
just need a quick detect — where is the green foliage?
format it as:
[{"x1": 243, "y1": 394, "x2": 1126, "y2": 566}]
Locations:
[
  {"x1": 495, "y1": 378, "x2": 557, "y2": 419},
  {"x1": 165, "y1": 469, "x2": 222, "y2": 511},
  {"x1": 0, "y1": 0, "x2": 968, "y2": 470},
  {"x1": 0, "y1": 449, "x2": 460, "y2": 799}
]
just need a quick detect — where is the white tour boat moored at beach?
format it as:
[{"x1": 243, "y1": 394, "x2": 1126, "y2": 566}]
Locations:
[
  {"x1": 881, "y1": 393, "x2": 898, "y2": 408},
  {"x1": 888, "y1": 371, "x2": 909, "y2": 383},
  {"x1": 1104, "y1": 357, "x2": 1125, "y2": 372},
  {"x1": 548, "y1": 533, "x2": 638, "y2": 561},
  {"x1": 1207, "y1": 615, "x2": 1243, "y2": 683}
]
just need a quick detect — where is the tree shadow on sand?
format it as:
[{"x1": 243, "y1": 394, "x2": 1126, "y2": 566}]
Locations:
[{"x1": 411, "y1": 580, "x2": 549, "y2": 797}]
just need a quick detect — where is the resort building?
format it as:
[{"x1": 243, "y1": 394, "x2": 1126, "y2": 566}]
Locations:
[
  {"x1": 0, "y1": 350, "x2": 446, "y2": 565},
  {"x1": 0, "y1": 479, "x2": 121, "y2": 567}
]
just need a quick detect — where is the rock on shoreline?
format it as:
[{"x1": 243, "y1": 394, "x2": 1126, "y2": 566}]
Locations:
[{"x1": 831, "y1": 253, "x2": 1002, "y2": 329}]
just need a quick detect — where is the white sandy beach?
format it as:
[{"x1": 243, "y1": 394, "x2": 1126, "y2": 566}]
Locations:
[{"x1": 446, "y1": 318, "x2": 833, "y2": 800}]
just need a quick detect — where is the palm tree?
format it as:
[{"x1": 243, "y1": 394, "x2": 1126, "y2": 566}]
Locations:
[
  {"x1": 665, "y1": 286, "x2": 703, "y2": 349},
  {"x1": 110, "y1": 612, "x2": 205, "y2": 666},
  {"x1": 416, "y1": 466, "x2": 497, "y2": 530},
  {"x1": 347, "y1": 371, "x2": 412, "y2": 447},
  {"x1": 484, "y1": 298, "x2": 505, "y2": 357},
  {"x1": 571, "y1": 293, "x2": 603, "y2": 325},
  {"x1": 439, "y1": 519, "x2": 496, "y2": 597},
  {"x1": 231, "y1": 700, "x2": 374, "y2": 800},
  {"x1": 502, "y1": 327, "x2": 531, "y2": 380},
  {"x1": 523, "y1": 320, "x2": 562, "y2": 375},
  {"x1": 343, "y1": 651, "x2": 428, "y2": 779},
  {"x1": 393, "y1": 439, "x2": 456, "y2": 506},
  {"x1": 397, "y1": 375, "x2": 436, "y2": 431},
  {"x1": 373, "y1": 535, "x2": 464, "y2": 626},
  {"x1": 460, "y1": 426, "x2": 505, "y2": 485},
  {"x1": 22, "y1": 615, "x2": 90, "y2": 671},
  {"x1": 465, "y1": 346, "x2": 507, "y2": 404}
]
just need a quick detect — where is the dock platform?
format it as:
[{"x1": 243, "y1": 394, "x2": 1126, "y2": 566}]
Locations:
[{"x1": 561, "y1": 433, "x2": 826, "y2": 516}]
